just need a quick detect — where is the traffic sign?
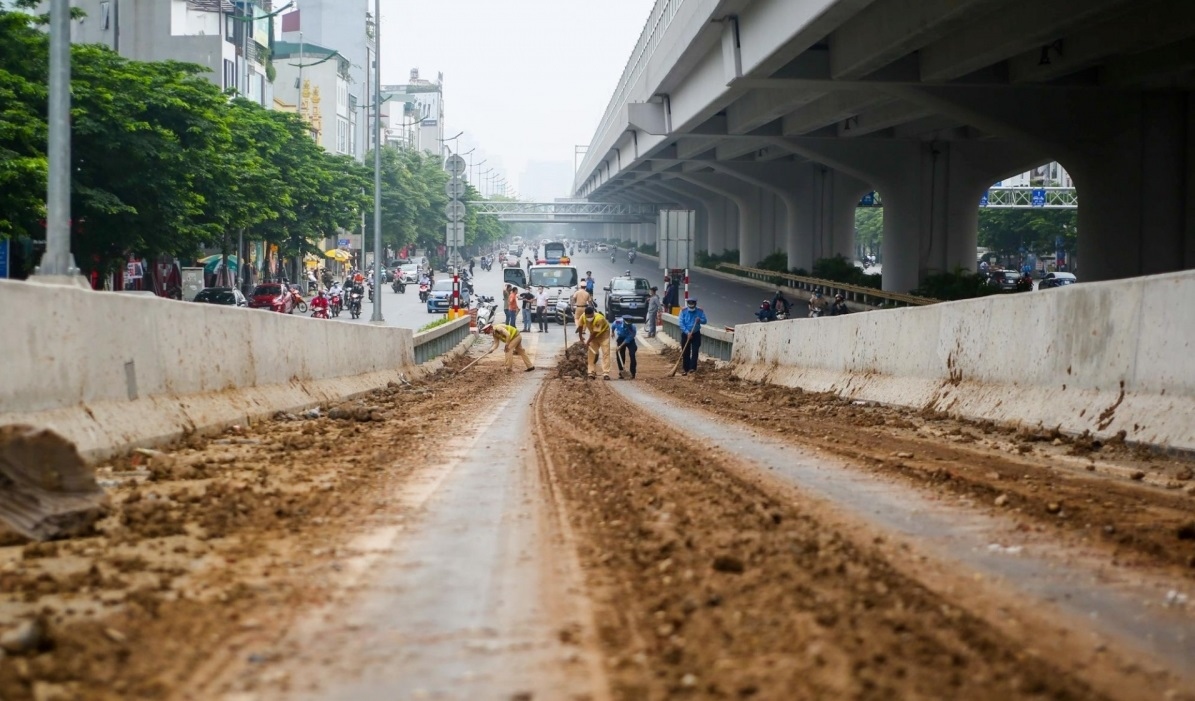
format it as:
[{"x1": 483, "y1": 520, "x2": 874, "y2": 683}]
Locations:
[
  {"x1": 859, "y1": 192, "x2": 876, "y2": 207},
  {"x1": 979, "y1": 191, "x2": 989, "y2": 207},
  {"x1": 445, "y1": 154, "x2": 467, "y2": 177},
  {"x1": 445, "y1": 179, "x2": 467, "y2": 199},
  {"x1": 445, "y1": 222, "x2": 465, "y2": 247},
  {"x1": 338, "y1": 238, "x2": 351, "y2": 247},
  {"x1": 1031, "y1": 188, "x2": 1047, "y2": 207},
  {"x1": 0, "y1": 240, "x2": 8, "y2": 279},
  {"x1": 445, "y1": 201, "x2": 466, "y2": 222}
]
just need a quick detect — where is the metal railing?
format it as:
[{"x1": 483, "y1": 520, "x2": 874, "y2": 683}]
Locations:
[
  {"x1": 859, "y1": 187, "x2": 1077, "y2": 210},
  {"x1": 576, "y1": 0, "x2": 689, "y2": 190},
  {"x1": 468, "y1": 201, "x2": 661, "y2": 223},
  {"x1": 412, "y1": 317, "x2": 473, "y2": 364},
  {"x1": 714, "y1": 263, "x2": 938, "y2": 308},
  {"x1": 662, "y1": 313, "x2": 735, "y2": 362}
]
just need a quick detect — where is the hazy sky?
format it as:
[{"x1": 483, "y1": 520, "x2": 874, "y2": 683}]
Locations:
[{"x1": 378, "y1": 0, "x2": 654, "y2": 196}]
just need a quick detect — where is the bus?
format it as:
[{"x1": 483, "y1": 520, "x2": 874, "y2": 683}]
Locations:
[{"x1": 543, "y1": 241, "x2": 566, "y2": 264}]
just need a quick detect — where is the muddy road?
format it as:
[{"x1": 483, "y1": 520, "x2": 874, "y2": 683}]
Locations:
[{"x1": 0, "y1": 336, "x2": 1192, "y2": 700}]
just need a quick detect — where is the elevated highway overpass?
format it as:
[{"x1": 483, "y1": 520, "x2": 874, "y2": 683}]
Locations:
[{"x1": 575, "y1": 0, "x2": 1195, "y2": 292}]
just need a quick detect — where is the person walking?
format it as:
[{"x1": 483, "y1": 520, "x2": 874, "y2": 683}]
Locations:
[
  {"x1": 482, "y1": 322, "x2": 535, "y2": 373},
  {"x1": 576, "y1": 307, "x2": 613, "y2": 380},
  {"x1": 505, "y1": 285, "x2": 519, "y2": 327},
  {"x1": 570, "y1": 284, "x2": 592, "y2": 326},
  {"x1": 585, "y1": 271, "x2": 595, "y2": 296},
  {"x1": 535, "y1": 286, "x2": 550, "y2": 332},
  {"x1": 645, "y1": 286, "x2": 661, "y2": 338},
  {"x1": 519, "y1": 289, "x2": 535, "y2": 332},
  {"x1": 678, "y1": 298, "x2": 707, "y2": 377},
  {"x1": 614, "y1": 316, "x2": 638, "y2": 379}
]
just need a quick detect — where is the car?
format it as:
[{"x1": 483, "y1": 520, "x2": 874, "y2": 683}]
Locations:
[
  {"x1": 425, "y1": 278, "x2": 472, "y2": 313},
  {"x1": 193, "y1": 287, "x2": 247, "y2": 307},
  {"x1": 1039, "y1": 272, "x2": 1078, "y2": 289},
  {"x1": 603, "y1": 275, "x2": 652, "y2": 321},
  {"x1": 396, "y1": 263, "x2": 420, "y2": 283},
  {"x1": 985, "y1": 270, "x2": 1023, "y2": 292},
  {"x1": 248, "y1": 283, "x2": 296, "y2": 313},
  {"x1": 595, "y1": 243, "x2": 608, "y2": 252},
  {"x1": 503, "y1": 254, "x2": 521, "y2": 267}
]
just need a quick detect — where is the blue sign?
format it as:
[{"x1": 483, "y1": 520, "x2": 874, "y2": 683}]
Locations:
[
  {"x1": 0, "y1": 240, "x2": 9, "y2": 279},
  {"x1": 1031, "y1": 188, "x2": 1047, "y2": 207},
  {"x1": 338, "y1": 238, "x2": 351, "y2": 247},
  {"x1": 979, "y1": 191, "x2": 989, "y2": 207},
  {"x1": 858, "y1": 192, "x2": 876, "y2": 206}
]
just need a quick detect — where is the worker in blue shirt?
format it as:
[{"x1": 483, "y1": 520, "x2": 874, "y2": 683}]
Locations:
[
  {"x1": 678, "y1": 298, "x2": 708, "y2": 376},
  {"x1": 614, "y1": 316, "x2": 638, "y2": 379}
]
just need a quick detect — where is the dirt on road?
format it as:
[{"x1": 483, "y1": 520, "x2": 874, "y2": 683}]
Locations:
[
  {"x1": 0, "y1": 356, "x2": 515, "y2": 701},
  {"x1": 537, "y1": 350, "x2": 1194, "y2": 701}
]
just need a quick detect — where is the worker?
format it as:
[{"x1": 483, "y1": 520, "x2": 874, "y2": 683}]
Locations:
[
  {"x1": 576, "y1": 307, "x2": 612, "y2": 380},
  {"x1": 678, "y1": 298, "x2": 708, "y2": 377},
  {"x1": 482, "y1": 322, "x2": 535, "y2": 373},
  {"x1": 570, "y1": 283, "x2": 592, "y2": 326},
  {"x1": 614, "y1": 316, "x2": 637, "y2": 380}
]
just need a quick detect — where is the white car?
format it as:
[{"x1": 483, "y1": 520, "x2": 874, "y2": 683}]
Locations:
[
  {"x1": 397, "y1": 263, "x2": 420, "y2": 283},
  {"x1": 503, "y1": 254, "x2": 521, "y2": 267},
  {"x1": 596, "y1": 243, "x2": 608, "y2": 252}
]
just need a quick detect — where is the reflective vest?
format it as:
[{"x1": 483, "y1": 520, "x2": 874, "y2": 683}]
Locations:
[
  {"x1": 581, "y1": 312, "x2": 610, "y2": 335},
  {"x1": 495, "y1": 324, "x2": 519, "y2": 342}
]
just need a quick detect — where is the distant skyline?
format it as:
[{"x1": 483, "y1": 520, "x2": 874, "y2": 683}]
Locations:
[{"x1": 377, "y1": 0, "x2": 653, "y2": 198}]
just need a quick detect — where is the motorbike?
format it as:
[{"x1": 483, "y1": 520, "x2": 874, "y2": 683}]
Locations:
[
  {"x1": 367, "y1": 282, "x2": 375, "y2": 303},
  {"x1": 418, "y1": 281, "x2": 430, "y2": 303},
  {"x1": 289, "y1": 287, "x2": 307, "y2": 313},
  {"x1": 392, "y1": 277, "x2": 406, "y2": 294},
  {"x1": 809, "y1": 307, "x2": 824, "y2": 319},
  {"x1": 610, "y1": 252, "x2": 616, "y2": 263},
  {"x1": 473, "y1": 295, "x2": 498, "y2": 328},
  {"x1": 348, "y1": 292, "x2": 363, "y2": 319},
  {"x1": 329, "y1": 292, "x2": 343, "y2": 318},
  {"x1": 628, "y1": 250, "x2": 636, "y2": 263},
  {"x1": 311, "y1": 304, "x2": 330, "y2": 319}
]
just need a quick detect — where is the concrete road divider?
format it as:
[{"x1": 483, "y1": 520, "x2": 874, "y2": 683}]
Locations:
[
  {"x1": 0, "y1": 279, "x2": 431, "y2": 460},
  {"x1": 731, "y1": 270, "x2": 1195, "y2": 452}
]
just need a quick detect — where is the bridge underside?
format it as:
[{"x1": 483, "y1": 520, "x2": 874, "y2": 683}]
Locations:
[{"x1": 575, "y1": 0, "x2": 1195, "y2": 291}]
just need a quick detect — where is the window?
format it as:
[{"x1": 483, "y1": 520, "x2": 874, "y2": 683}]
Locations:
[
  {"x1": 337, "y1": 119, "x2": 349, "y2": 154},
  {"x1": 99, "y1": 2, "x2": 110, "y2": 29},
  {"x1": 223, "y1": 59, "x2": 236, "y2": 91}
]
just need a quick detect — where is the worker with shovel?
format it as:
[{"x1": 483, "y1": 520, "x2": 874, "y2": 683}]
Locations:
[
  {"x1": 482, "y1": 322, "x2": 535, "y2": 373},
  {"x1": 613, "y1": 316, "x2": 638, "y2": 379},
  {"x1": 678, "y1": 298, "x2": 708, "y2": 377},
  {"x1": 576, "y1": 307, "x2": 613, "y2": 380}
]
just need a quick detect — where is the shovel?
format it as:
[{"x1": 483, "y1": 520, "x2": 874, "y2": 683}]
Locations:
[
  {"x1": 455, "y1": 347, "x2": 495, "y2": 375},
  {"x1": 670, "y1": 324, "x2": 700, "y2": 377},
  {"x1": 614, "y1": 342, "x2": 628, "y2": 379}
]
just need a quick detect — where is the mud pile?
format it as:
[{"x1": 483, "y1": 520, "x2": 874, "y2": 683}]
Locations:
[{"x1": 556, "y1": 342, "x2": 589, "y2": 378}]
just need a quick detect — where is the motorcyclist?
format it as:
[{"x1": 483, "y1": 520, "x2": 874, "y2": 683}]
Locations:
[
  {"x1": 808, "y1": 290, "x2": 828, "y2": 317},
  {"x1": 756, "y1": 300, "x2": 776, "y2": 323},
  {"x1": 610, "y1": 251, "x2": 616, "y2": 263},
  {"x1": 830, "y1": 294, "x2": 850, "y2": 316},
  {"x1": 771, "y1": 289, "x2": 790, "y2": 317},
  {"x1": 310, "y1": 289, "x2": 329, "y2": 317}
]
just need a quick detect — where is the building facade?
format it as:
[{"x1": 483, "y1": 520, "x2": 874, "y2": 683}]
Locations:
[
  {"x1": 272, "y1": 41, "x2": 355, "y2": 157},
  {"x1": 381, "y1": 68, "x2": 445, "y2": 155},
  {"x1": 58, "y1": 0, "x2": 272, "y2": 107}
]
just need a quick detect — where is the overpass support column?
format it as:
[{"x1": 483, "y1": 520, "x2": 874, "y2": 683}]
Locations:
[
  {"x1": 675, "y1": 173, "x2": 764, "y2": 267},
  {"x1": 776, "y1": 137, "x2": 1044, "y2": 292},
  {"x1": 894, "y1": 87, "x2": 1195, "y2": 281}
]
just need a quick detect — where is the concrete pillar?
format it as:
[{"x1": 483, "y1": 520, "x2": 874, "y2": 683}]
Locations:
[
  {"x1": 775, "y1": 137, "x2": 1044, "y2": 292},
  {"x1": 707, "y1": 162, "x2": 798, "y2": 270},
  {"x1": 893, "y1": 86, "x2": 1195, "y2": 281},
  {"x1": 675, "y1": 173, "x2": 763, "y2": 267},
  {"x1": 651, "y1": 180, "x2": 722, "y2": 254}
]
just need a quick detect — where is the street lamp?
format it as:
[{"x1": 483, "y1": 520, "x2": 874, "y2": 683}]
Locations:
[
  {"x1": 471, "y1": 158, "x2": 486, "y2": 188},
  {"x1": 371, "y1": 0, "x2": 384, "y2": 323},
  {"x1": 479, "y1": 168, "x2": 494, "y2": 197},
  {"x1": 35, "y1": 0, "x2": 77, "y2": 279},
  {"x1": 438, "y1": 131, "x2": 464, "y2": 163}
]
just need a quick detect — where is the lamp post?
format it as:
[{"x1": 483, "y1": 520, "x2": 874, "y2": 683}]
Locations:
[
  {"x1": 35, "y1": 0, "x2": 77, "y2": 279},
  {"x1": 470, "y1": 158, "x2": 486, "y2": 188},
  {"x1": 438, "y1": 130, "x2": 463, "y2": 164},
  {"x1": 370, "y1": 0, "x2": 384, "y2": 323},
  {"x1": 478, "y1": 168, "x2": 494, "y2": 197}
]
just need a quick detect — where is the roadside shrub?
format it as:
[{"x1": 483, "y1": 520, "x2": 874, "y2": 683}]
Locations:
[
  {"x1": 755, "y1": 251, "x2": 789, "y2": 273},
  {"x1": 811, "y1": 255, "x2": 882, "y2": 289},
  {"x1": 695, "y1": 249, "x2": 739, "y2": 268},
  {"x1": 636, "y1": 244, "x2": 658, "y2": 256},
  {"x1": 418, "y1": 317, "x2": 452, "y2": 332},
  {"x1": 911, "y1": 268, "x2": 998, "y2": 301}
]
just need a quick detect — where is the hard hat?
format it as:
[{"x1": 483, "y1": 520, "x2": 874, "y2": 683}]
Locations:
[
  {"x1": 482, "y1": 323, "x2": 494, "y2": 333},
  {"x1": 687, "y1": 298, "x2": 697, "y2": 306}
]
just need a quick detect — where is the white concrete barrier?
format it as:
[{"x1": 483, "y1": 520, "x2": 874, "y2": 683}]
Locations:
[
  {"x1": 0, "y1": 279, "x2": 419, "y2": 460},
  {"x1": 732, "y1": 270, "x2": 1195, "y2": 451}
]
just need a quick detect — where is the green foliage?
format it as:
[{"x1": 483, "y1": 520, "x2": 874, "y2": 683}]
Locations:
[
  {"x1": 695, "y1": 249, "x2": 739, "y2": 268},
  {"x1": 855, "y1": 209, "x2": 882, "y2": 256},
  {"x1": 910, "y1": 268, "x2": 999, "y2": 301},
  {"x1": 755, "y1": 251, "x2": 788, "y2": 273},
  {"x1": 978, "y1": 209, "x2": 1076, "y2": 260},
  {"x1": 811, "y1": 255, "x2": 882, "y2": 289},
  {"x1": 636, "y1": 244, "x2": 657, "y2": 255},
  {"x1": 418, "y1": 317, "x2": 452, "y2": 332}
]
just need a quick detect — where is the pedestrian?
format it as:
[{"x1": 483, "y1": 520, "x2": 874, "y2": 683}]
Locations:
[
  {"x1": 576, "y1": 307, "x2": 613, "y2": 380},
  {"x1": 614, "y1": 316, "x2": 637, "y2": 379},
  {"x1": 482, "y1": 322, "x2": 535, "y2": 373},
  {"x1": 585, "y1": 271, "x2": 595, "y2": 296},
  {"x1": 505, "y1": 285, "x2": 520, "y2": 327},
  {"x1": 519, "y1": 289, "x2": 536, "y2": 332},
  {"x1": 570, "y1": 283, "x2": 592, "y2": 326},
  {"x1": 678, "y1": 298, "x2": 707, "y2": 377},
  {"x1": 645, "y1": 286, "x2": 661, "y2": 337},
  {"x1": 469, "y1": 258, "x2": 475, "y2": 276},
  {"x1": 535, "y1": 285, "x2": 550, "y2": 332}
]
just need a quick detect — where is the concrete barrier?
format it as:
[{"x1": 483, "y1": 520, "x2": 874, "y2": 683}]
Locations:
[
  {"x1": 662, "y1": 313, "x2": 734, "y2": 362},
  {"x1": 731, "y1": 270, "x2": 1195, "y2": 452},
  {"x1": 0, "y1": 279, "x2": 421, "y2": 460}
]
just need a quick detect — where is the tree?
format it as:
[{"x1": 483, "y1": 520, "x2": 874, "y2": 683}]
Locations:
[
  {"x1": 0, "y1": 8, "x2": 49, "y2": 239},
  {"x1": 855, "y1": 208, "x2": 882, "y2": 258},
  {"x1": 978, "y1": 209, "x2": 1077, "y2": 263}
]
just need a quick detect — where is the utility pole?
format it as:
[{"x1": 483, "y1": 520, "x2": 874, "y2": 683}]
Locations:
[
  {"x1": 370, "y1": 0, "x2": 384, "y2": 323},
  {"x1": 35, "y1": 0, "x2": 77, "y2": 279}
]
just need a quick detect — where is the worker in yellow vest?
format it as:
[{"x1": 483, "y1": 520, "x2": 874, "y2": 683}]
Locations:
[
  {"x1": 575, "y1": 307, "x2": 612, "y2": 380},
  {"x1": 482, "y1": 322, "x2": 535, "y2": 372}
]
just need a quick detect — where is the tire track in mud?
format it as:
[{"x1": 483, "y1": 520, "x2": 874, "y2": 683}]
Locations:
[{"x1": 538, "y1": 374, "x2": 1130, "y2": 701}]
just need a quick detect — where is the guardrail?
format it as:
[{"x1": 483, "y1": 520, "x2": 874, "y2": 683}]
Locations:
[
  {"x1": 662, "y1": 313, "x2": 734, "y2": 362},
  {"x1": 714, "y1": 263, "x2": 938, "y2": 308},
  {"x1": 412, "y1": 317, "x2": 473, "y2": 364}
]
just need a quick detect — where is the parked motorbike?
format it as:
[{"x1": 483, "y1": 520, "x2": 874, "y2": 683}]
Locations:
[
  {"x1": 329, "y1": 292, "x2": 343, "y2": 318},
  {"x1": 349, "y1": 292, "x2": 363, "y2": 319},
  {"x1": 289, "y1": 287, "x2": 308, "y2": 313},
  {"x1": 473, "y1": 295, "x2": 498, "y2": 328}
]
